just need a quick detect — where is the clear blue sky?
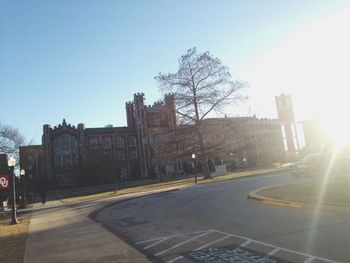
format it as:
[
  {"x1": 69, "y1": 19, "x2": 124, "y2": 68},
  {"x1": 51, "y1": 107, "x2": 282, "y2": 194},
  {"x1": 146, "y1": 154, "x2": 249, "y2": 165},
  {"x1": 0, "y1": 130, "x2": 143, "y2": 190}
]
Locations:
[{"x1": 1, "y1": 0, "x2": 349, "y2": 144}]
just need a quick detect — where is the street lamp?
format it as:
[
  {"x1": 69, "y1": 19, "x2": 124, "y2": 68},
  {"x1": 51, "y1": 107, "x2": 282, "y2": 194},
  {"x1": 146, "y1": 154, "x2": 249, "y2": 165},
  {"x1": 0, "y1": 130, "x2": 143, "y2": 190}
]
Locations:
[
  {"x1": 8, "y1": 157, "x2": 19, "y2": 225},
  {"x1": 192, "y1": 153, "x2": 197, "y2": 184},
  {"x1": 20, "y1": 169, "x2": 26, "y2": 208},
  {"x1": 113, "y1": 168, "x2": 117, "y2": 194}
]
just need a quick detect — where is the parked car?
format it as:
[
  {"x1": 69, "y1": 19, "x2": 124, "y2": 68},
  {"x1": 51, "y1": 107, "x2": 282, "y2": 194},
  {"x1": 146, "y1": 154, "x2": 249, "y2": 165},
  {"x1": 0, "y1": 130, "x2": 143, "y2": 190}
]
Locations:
[
  {"x1": 292, "y1": 154, "x2": 328, "y2": 177},
  {"x1": 292, "y1": 154, "x2": 350, "y2": 178}
]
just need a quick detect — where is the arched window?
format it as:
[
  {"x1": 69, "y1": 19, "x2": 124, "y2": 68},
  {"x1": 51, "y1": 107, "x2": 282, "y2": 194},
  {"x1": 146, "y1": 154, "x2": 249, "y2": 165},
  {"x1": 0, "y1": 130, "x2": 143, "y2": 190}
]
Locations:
[{"x1": 53, "y1": 134, "x2": 78, "y2": 168}]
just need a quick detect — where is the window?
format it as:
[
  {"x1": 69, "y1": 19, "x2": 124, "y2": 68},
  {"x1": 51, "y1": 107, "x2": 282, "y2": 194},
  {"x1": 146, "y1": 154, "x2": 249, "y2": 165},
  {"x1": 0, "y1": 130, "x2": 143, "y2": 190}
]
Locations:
[
  {"x1": 130, "y1": 149, "x2": 137, "y2": 159},
  {"x1": 103, "y1": 137, "x2": 112, "y2": 149},
  {"x1": 53, "y1": 134, "x2": 78, "y2": 168},
  {"x1": 226, "y1": 129, "x2": 236, "y2": 141},
  {"x1": 116, "y1": 152, "x2": 125, "y2": 160},
  {"x1": 128, "y1": 136, "x2": 137, "y2": 147},
  {"x1": 116, "y1": 137, "x2": 124, "y2": 148},
  {"x1": 89, "y1": 137, "x2": 98, "y2": 149}
]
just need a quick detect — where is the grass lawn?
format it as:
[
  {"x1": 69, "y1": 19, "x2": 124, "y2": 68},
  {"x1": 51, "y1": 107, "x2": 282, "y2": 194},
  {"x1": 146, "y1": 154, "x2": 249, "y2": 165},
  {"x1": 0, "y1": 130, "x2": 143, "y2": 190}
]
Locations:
[
  {"x1": 62, "y1": 167, "x2": 280, "y2": 203},
  {"x1": 258, "y1": 176, "x2": 350, "y2": 206},
  {"x1": 0, "y1": 214, "x2": 30, "y2": 263}
]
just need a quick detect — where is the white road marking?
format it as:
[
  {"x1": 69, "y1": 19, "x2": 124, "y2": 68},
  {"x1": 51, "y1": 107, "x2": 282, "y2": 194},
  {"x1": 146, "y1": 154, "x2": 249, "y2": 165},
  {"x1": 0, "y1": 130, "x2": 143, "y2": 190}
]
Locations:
[
  {"x1": 136, "y1": 230, "x2": 210, "y2": 245},
  {"x1": 303, "y1": 256, "x2": 315, "y2": 263},
  {"x1": 139, "y1": 229, "x2": 341, "y2": 263},
  {"x1": 166, "y1": 255, "x2": 183, "y2": 263},
  {"x1": 166, "y1": 234, "x2": 231, "y2": 263},
  {"x1": 136, "y1": 237, "x2": 165, "y2": 245},
  {"x1": 194, "y1": 235, "x2": 231, "y2": 251},
  {"x1": 241, "y1": 239, "x2": 252, "y2": 247},
  {"x1": 144, "y1": 237, "x2": 171, "y2": 250},
  {"x1": 212, "y1": 230, "x2": 340, "y2": 263},
  {"x1": 268, "y1": 247, "x2": 280, "y2": 256},
  {"x1": 155, "y1": 230, "x2": 214, "y2": 256}
]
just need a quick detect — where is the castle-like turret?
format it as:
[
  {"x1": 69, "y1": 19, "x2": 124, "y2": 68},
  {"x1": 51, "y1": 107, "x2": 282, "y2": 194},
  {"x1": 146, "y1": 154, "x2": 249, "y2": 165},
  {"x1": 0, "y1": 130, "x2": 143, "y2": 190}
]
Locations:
[
  {"x1": 125, "y1": 101, "x2": 135, "y2": 127},
  {"x1": 164, "y1": 93, "x2": 177, "y2": 130}
]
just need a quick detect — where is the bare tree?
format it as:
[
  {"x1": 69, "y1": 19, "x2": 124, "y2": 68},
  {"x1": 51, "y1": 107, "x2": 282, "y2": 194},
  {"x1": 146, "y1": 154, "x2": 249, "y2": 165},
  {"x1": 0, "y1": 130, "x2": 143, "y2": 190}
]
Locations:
[
  {"x1": 0, "y1": 122, "x2": 25, "y2": 159},
  {"x1": 155, "y1": 47, "x2": 247, "y2": 178}
]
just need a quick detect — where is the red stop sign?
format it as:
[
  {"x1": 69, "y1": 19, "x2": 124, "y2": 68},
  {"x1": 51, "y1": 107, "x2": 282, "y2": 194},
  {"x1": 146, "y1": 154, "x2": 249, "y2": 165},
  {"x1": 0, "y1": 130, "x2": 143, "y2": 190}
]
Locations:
[{"x1": 0, "y1": 174, "x2": 10, "y2": 190}]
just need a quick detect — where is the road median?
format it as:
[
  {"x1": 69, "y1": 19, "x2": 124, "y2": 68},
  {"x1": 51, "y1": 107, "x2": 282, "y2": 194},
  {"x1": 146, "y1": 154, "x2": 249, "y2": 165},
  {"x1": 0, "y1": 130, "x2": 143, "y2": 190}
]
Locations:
[
  {"x1": 248, "y1": 185, "x2": 303, "y2": 208},
  {"x1": 248, "y1": 176, "x2": 350, "y2": 211}
]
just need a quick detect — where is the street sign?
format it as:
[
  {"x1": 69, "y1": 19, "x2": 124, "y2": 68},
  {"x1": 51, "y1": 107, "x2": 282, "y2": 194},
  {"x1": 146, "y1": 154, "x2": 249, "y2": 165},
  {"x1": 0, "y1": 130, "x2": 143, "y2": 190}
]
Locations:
[{"x1": 0, "y1": 174, "x2": 10, "y2": 190}]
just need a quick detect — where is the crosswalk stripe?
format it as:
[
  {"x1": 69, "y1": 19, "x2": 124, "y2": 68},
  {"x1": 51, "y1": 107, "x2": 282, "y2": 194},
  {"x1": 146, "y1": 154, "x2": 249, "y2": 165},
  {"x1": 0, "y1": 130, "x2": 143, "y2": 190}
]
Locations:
[
  {"x1": 155, "y1": 230, "x2": 213, "y2": 256},
  {"x1": 144, "y1": 237, "x2": 171, "y2": 250}
]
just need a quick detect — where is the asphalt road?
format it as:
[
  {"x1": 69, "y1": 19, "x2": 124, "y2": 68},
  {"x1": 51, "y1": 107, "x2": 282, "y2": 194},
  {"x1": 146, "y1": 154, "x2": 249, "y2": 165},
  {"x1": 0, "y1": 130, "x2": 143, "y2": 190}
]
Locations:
[{"x1": 95, "y1": 171, "x2": 350, "y2": 263}]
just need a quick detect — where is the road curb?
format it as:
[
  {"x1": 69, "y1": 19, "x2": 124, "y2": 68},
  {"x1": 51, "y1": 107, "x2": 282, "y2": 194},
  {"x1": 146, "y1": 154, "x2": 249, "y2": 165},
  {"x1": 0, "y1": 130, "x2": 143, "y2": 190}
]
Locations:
[
  {"x1": 247, "y1": 185, "x2": 302, "y2": 208},
  {"x1": 248, "y1": 184, "x2": 350, "y2": 212},
  {"x1": 88, "y1": 187, "x2": 183, "y2": 262}
]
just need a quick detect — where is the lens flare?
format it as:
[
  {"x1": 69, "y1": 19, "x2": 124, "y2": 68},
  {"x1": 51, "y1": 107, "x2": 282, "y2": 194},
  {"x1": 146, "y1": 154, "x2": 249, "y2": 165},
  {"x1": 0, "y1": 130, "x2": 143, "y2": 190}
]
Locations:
[{"x1": 305, "y1": 144, "x2": 341, "y2": 253}]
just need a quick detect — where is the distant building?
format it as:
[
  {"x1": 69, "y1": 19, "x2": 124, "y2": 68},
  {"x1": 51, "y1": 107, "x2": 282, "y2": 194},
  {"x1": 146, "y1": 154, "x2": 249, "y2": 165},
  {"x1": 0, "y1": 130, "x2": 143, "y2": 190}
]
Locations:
[
  {"x1": 20, "y1": 92, "x2": 285, "y2": 189},
  {"x1": 275, "y1": 94, "x2": 299, "y2": 156},
  {"x1": 19, "y1": 145, "x2": 43, "y2": 192},
  {"x1": 20, "y1": 93, "x2": 176, "y2": 189},
  {"x1": 151, "y1": 116, "x2": 284, "y2": 176}
]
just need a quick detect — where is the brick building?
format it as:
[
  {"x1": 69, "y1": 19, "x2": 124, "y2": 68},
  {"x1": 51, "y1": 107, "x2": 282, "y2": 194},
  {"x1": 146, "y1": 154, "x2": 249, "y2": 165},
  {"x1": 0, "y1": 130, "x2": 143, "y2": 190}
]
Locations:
[
  {"x1": 151, "y1": 115, "x2": 285, "y2": 177},
  {"x1": 20, "y1": 92, "x2": 284, "y2": 189},
  {"x1": 19, "y1": 93, "x2": 176, "y2": 189}
]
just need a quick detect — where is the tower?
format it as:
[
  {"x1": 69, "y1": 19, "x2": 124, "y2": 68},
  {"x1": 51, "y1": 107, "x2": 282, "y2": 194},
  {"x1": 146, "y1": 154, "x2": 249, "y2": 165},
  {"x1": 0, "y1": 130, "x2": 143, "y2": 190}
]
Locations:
[
  {"x1": 164, "y1": 93, "x2": 177, "y2": 130},
  {"x1": 133, "y1": 93, "x2": 148, "y2": 177},
  {"x1": 125, "y1": 101, "x2": 135, "y2": 127},
  {"x1": 42, "y1": 124, "x2": 53, "y2": 179},
  {"x1": 275, "y1": 94, "x2": 299, "y2": 155}
]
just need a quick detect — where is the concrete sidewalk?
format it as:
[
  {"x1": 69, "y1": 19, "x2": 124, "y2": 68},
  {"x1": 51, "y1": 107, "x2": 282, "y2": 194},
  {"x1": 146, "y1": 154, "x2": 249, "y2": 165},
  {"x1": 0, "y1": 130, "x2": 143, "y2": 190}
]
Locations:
[{"x1": 23, "y1": 201, "x2": 149, "y2": 263}]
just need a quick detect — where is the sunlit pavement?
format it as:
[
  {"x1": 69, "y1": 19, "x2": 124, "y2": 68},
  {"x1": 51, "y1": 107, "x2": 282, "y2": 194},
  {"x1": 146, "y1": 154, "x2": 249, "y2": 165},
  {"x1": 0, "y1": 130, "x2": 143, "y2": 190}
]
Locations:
[
  {"x1": 94, "y1": 170, "x2": 350, "y2": 263},
  {"x1": 23, "y1": 199, "x2": 150, "y2": 263},
  {"x1": 22, "y1": 182, "x2": 196, "y2": 263}
]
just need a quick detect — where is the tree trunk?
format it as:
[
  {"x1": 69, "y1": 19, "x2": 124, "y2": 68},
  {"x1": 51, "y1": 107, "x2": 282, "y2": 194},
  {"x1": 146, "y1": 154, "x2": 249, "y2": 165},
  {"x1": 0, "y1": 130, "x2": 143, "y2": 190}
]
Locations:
[{"x1": 197, "y1": 128, "x2": 211, "y2": 179}]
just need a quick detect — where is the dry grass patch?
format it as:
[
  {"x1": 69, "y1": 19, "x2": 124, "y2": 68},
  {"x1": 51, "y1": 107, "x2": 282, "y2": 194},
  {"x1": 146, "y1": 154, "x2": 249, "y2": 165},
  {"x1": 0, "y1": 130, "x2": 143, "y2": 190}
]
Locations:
[
  {"x1": 258, "y1": 176, "x2": 350, "y2": 206},
  {"x1": 0, "y1": 215, "x2": 30, "y2": 263},
  {"x1": 62, "y1": 168, "x2": 281, "y2": 203},
  {"x1": 61, "y1": 178, "x2": 195, "y2": 203}
]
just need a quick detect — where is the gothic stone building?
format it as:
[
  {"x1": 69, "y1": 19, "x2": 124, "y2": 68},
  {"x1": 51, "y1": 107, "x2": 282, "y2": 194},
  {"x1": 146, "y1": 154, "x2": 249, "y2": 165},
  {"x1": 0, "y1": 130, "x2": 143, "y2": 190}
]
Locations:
[
  {"x1": 20, "y1": 92, "x2": 284, "y2": 189},
  {"x1": 29, "y1": 93, "x2": 177, "y2": 188}
]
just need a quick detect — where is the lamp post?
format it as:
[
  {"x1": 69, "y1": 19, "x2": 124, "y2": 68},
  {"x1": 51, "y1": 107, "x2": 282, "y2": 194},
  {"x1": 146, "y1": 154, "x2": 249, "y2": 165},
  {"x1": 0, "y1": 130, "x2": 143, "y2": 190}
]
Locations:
[
  {"x1": 113, "y1": 168, "x2": 117, "y2": 194},
  {"x1": 8, "y1": 157, "x2": 19, "y2": 225},
  {"x1": 20, "y1": 169, "x2": 26, "y2": 208},
  {"x1": 192, "y1": 153, "x2": 197, "y2": 183}
]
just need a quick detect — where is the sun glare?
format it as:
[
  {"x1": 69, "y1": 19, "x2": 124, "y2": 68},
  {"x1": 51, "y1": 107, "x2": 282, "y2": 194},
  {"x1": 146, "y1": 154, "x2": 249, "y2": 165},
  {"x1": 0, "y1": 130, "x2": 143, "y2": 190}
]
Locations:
[
  {"x1": 241, "y1": 7, "x2": 350, "y2": 126},
  {"x1": 295, "y1": 92, "x2": 350, "y2": 150},
  {"x1": 318, "y1": 111, "x2": 350, "y2": 148}
]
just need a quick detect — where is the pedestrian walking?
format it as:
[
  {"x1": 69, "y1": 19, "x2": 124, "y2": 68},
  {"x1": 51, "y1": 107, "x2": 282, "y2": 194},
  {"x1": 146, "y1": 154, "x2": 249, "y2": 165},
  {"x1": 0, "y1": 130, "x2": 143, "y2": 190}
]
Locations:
[{"x1": 40, "y1": 185, "x2": 46, "y2": 205}]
